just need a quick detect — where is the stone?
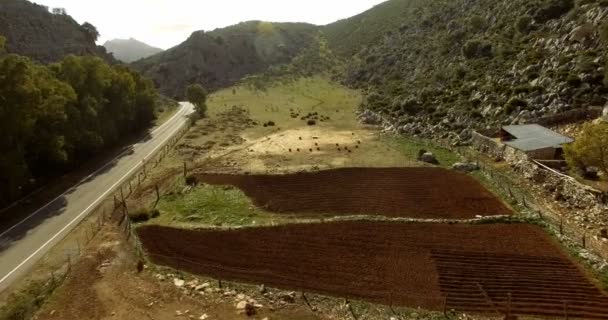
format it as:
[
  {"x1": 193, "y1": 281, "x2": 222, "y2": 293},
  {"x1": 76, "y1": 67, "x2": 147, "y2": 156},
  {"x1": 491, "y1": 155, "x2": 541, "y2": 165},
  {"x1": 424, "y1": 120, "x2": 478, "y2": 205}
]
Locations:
[
  {"x1": 419, "y1": 152, "x2": 439, "y2": 165},
  {"x1": 279, "y1": 291, "x2": 296, "y2": 303},
  {"x1": 602, "y1": 105, "x2": 608, "y2": 122},
  {"x1": 199, "y1": 314, "x2": 209, "y2": 320},
  {"x1": 194, "y1": 283, "x2": 210, "y2": 291},
  {"x1": 173, "y1": 278, "x2": 185, "y2": 287},
  {"x1": 236, "y1": 301, "x2": 248, "y2": 310},
  {"x1": 452, "y1": 162, "x2": 480, "y2": 173}
]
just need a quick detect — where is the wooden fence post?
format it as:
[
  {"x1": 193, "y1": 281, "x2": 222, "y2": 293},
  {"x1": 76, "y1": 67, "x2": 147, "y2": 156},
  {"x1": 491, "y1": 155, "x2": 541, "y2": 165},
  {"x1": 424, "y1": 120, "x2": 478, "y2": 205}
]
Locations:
[
  {"x1": 582, "y1": 234, "x2": 586, "y2": 249},
  {"x1": 183, "y1": 162, "x2": 187, "y2": 178},
  {"x1": 154, "y1": 185, "x2": 160, "y2": 208}
]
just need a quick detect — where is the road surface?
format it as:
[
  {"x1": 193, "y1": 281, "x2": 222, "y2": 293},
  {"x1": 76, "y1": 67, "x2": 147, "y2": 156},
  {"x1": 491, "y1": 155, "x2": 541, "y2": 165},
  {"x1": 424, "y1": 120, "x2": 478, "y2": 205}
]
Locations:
[{"x1": 0, "y1": 102, "x2": 194, "y2": 292}]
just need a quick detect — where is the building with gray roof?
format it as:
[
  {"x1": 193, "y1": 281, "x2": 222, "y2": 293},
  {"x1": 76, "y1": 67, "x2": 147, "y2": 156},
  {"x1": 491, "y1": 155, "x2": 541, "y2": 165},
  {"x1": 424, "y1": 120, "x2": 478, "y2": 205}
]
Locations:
[{"x1": 500, "y1": 124, "x2": 574, "y2": 160}]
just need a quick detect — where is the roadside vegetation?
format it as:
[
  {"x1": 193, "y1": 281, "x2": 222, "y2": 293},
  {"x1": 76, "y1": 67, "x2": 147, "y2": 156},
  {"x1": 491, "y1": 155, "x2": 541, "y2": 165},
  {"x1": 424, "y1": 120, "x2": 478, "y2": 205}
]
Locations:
[{"x1": 0, "y1": 38, "x2": 161, "y2": 208}]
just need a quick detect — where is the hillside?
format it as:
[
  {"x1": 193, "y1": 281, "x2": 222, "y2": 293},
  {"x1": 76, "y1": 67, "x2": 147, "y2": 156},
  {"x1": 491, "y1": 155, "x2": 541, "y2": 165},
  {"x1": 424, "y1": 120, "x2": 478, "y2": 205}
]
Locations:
[
  {"x1": 0, "y1": 0, "x2": 112, "y2": 63},
  {"x1": 132, "y1": 21, "x2": 318, "y2": 98},
  {"x1": 104, "y1": 38, "x2": 163, "y2": 63},
  {"x1": 326, "y1": 0, "x2": 608, "y2": 143}
]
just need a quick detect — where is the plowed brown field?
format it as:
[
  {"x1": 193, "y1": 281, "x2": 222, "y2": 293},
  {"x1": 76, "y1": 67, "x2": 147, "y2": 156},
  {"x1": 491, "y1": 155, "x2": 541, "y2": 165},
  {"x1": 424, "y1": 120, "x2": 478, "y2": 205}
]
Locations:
[
  {"x1": 194, "y1": 167, "x2": 512, "y2": 219},
  {"x1": 138, "y1": 222, "x2": 608, "y2": 319}
]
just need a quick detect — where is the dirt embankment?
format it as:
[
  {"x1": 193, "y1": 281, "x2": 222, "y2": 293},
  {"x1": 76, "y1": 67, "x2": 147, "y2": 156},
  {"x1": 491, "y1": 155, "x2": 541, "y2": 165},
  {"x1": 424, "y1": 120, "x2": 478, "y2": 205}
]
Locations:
[
  {"x1": 138, "y1": 221, "x2": 608, "y2": 319},
  {"x1": 195, "y1": 167, "x2": 512, "y2": 219}
]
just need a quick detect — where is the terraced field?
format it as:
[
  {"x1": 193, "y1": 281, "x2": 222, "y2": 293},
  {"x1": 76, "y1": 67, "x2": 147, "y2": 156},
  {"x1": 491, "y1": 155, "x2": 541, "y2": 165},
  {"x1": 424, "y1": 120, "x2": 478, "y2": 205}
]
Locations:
[
  {"x1": 138, "y1": 222, "x2": 608, "y2": 319},
  {"x1": 194, "y1": 167, "x2": 512, "y2": 219}
]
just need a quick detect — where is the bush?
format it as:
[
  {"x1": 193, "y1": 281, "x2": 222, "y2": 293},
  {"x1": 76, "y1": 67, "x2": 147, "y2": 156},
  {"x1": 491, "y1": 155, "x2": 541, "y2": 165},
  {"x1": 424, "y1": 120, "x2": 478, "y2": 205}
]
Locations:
[
  {"x1": 565, "y1": 122, "x2": 608, "y2": 176},
  {"x1": 469, "y1": 15, "x2": 486, "y2": 32},
  {"x1": 566, "y1": 74, "x2": 582, "y2": 86},
  {"x1": 534, "y1": 0, "x2": 575, "y2": 23},
  {"x1": 600, "y1": 19, "x2": 608, "y2": 44},
  {"x1": 516, "y1": 16, "x2": 534, "y2": 34},
  {"x1": 505, "y1": 97, "x2": 528, "y2": 114},
  {"x1": 462, "y1": 39, "x2": 493, "y2": 59},
  {"x1": 130, "y1": 207, "x2": 159, "y2": 223},
  {"x1": 185, "y1": 175, "x2": 198, "y2": 186}
]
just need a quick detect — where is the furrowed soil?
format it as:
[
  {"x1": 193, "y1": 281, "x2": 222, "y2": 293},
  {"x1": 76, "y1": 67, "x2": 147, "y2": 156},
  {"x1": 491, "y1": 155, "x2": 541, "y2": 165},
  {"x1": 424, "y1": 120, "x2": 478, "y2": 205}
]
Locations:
[
  {"x1": 137, "y1": 222, "x2": 608, "y2": 319},
  {"x1": 195, "y1": 167, "x2": 512, "y2": 219}
]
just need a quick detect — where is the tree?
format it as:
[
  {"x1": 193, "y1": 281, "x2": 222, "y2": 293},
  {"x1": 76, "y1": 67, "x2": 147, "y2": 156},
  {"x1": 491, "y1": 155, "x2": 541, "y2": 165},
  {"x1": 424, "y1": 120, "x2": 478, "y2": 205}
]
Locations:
[
  {"x1": 81, "y1": 22, "x2": 100, "y2": 42},
  {"x1": 186, "y1": 84, "x2": 208, "y2": 117},
  {"x1": 564, "y1": 121, "x2": 608, "y2": 176}
]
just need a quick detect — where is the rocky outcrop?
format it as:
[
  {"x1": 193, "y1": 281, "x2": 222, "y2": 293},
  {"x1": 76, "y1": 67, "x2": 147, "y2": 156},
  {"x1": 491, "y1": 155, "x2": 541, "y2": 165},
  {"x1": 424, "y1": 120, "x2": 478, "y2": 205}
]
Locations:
[{"x1": 335, "y1": 0, "x2": 608, "y2": 142}]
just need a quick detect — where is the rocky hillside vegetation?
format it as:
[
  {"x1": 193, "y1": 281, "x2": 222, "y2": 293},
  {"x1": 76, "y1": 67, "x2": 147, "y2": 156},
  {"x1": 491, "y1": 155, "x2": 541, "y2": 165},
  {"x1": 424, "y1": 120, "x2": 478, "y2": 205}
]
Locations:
[
  {"x1": 0, "y1": 0, "x2": 112, "y2": 63},
  {"x1": 103, "y1": 38, "x2": 163, "y2": 63},
  {"x1": 132, "y1": 21, "x2": 318, "y2": 98},
  {"x1": 327, "y1": 0, "x2": 608, "y2": 143}
]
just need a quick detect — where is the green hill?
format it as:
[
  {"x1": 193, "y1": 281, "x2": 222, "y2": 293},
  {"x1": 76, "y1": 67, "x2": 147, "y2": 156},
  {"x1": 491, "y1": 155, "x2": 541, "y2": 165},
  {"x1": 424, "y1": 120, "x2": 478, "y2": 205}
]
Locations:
[{"x1": 132, "y1": 21, "x2": 318, "y2": 98}]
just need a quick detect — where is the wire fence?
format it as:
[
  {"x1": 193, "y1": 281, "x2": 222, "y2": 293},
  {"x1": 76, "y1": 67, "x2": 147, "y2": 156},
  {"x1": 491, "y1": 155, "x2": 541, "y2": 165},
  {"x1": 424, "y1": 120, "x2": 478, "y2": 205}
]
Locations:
[{"x1": 453, "y1": 145, "x2": 608, "y2": 261}]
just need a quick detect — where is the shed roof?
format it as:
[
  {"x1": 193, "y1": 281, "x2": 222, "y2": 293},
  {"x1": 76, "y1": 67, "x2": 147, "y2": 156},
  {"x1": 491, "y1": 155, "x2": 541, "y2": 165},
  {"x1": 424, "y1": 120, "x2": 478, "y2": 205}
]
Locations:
[{"x1": 502, "y1": 124, "x2": 573, "y2": 152}]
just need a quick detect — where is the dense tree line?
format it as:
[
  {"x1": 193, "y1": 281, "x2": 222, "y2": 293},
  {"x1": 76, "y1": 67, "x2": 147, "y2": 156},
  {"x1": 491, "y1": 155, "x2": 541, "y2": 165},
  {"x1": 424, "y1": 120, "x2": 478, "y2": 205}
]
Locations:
[{"x1": 0, "y1": 40, "x2": 158, "y2": 207}]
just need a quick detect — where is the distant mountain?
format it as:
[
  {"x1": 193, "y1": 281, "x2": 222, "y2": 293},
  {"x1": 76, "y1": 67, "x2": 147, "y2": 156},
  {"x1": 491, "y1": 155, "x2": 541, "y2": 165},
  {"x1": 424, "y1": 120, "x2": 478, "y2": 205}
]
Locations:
[
  {"x1": 0, "y1": 0, "x2": 113, "y2": 63},
  {"x1": 132, "y1": 21, "x2": 318, "y2": 98},
  {"x1": 104, "y1": 38, "x2": 163, "y2": 63}
]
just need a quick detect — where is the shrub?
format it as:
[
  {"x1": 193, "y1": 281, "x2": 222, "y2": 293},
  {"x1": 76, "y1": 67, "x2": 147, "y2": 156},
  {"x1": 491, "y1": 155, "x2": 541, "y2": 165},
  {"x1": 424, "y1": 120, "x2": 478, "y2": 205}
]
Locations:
[
  {"x1": 185, "y1": 175, "x2": 198, "y2": 186},
  {"x1": 462, "y1": 39, "x2": 493, "y2": 59},
  {"x1": 600, "y1": 19, "x2": 608, "y2": 44},
  {"x1": 534, "y1": 0, "x2": 575, "y2": 23},
  {"x1": 130, "y1": 208, "x2": 159, "y2": 223},
  {"x1": 566, "y1": 74, "x2": 582, "y2": 86},
  {"x1": 565, "y1": 122, "x2": 608, "y2": 176},
  {"x1": 504, "y1": 97, "x2": 528, "y2": 114},
  {"x1": 516, "y1": 16, "x2": 534, "y2": 34},
  {"x1": 469, "y1": 15, "x2": 486, "y2": 32}
]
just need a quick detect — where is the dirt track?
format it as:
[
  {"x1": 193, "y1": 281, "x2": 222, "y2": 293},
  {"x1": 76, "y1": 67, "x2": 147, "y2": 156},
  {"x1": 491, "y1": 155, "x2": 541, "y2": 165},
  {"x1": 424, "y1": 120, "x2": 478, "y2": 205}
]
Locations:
[
  {"x1": 194, "y1": 167, "x2": 512, "y2": 219},
  {"x1": 138, "y1": 222, "x2": 608, "y2": 319}
]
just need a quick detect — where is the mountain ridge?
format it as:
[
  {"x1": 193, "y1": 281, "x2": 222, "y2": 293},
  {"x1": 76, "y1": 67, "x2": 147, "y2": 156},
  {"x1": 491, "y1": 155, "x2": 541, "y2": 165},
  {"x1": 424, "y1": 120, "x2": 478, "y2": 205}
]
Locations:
[{"x1": 132, "y1": 21, "x2": 318, "y2": 98}]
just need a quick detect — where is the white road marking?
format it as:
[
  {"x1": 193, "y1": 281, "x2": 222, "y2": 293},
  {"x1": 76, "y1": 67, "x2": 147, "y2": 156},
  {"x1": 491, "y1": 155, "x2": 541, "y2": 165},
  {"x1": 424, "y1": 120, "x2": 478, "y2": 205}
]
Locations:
[
  {"x1": 0, "y1": 105, "x2": 187, "y2": 239},
  {"x1": 0, "y1": 106, "x2": 190, "y2": 285}
]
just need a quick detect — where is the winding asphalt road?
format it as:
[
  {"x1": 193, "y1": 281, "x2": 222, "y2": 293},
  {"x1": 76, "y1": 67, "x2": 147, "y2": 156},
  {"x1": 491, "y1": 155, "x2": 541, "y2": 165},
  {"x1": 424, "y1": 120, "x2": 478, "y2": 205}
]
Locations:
[{"x1": 0, "y1": 102, "x2": 194, "y2": 293}]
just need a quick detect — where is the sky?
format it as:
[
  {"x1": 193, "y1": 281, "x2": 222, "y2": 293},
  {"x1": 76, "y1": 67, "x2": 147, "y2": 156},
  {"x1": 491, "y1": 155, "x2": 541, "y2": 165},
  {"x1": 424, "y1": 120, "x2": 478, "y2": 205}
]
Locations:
[{"x1": 32, "y1": 0, "x2": 387, "y2": 50}]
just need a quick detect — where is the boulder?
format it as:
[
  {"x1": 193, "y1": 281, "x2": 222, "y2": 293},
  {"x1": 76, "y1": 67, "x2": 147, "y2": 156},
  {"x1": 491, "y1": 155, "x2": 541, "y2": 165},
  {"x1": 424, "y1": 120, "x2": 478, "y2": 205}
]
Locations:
[
  {"x1": 279, "y1": 291, "x2": 296, "y2": 303},
  {"x1": 419, "y1": 152, "x2": 439, "y2": 165},
  {"x1": 173, "y1": 278, "x2": 185, "y2": 287},
  {"x1": 452, "y1": 162, "x2": 480, "y2": 173}
]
